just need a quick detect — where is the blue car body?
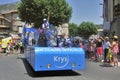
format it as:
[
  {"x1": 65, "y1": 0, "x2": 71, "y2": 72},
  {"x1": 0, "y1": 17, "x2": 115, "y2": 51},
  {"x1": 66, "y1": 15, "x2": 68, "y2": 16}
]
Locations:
[{"x1": 23, "y1": 28, "x2": 85, "y2": 71}]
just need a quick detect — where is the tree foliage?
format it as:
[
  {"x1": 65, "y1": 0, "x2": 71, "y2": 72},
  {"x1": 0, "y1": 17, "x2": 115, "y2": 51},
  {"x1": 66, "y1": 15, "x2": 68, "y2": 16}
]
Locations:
[
  {"x1": 18, "y1": 0, "x2": 72, "y2": 28},
  {"x1": 78, "y1": 22, "x2": 98, "y2": 39},
  {"x1": 68, "y1": 23, "x2": 78, "y2": 36}
]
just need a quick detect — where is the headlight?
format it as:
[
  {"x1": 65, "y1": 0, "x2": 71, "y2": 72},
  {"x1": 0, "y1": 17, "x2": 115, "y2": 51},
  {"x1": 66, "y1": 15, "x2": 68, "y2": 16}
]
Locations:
[
  {"x1": 47, "y1": 64, "x2": 51, "y2": 68},
  {"x1": 71, "y1": 63, "x2": 75, "y2": 67}
]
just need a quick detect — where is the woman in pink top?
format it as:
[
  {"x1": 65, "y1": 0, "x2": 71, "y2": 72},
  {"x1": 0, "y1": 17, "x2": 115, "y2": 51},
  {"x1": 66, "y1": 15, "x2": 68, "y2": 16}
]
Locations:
[{"x1": 111, "y1": 36, "x2": 119, "y2": 67}]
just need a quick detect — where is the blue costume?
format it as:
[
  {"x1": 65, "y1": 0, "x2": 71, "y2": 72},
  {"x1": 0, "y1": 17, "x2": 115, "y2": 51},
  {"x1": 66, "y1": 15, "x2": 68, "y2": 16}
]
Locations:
[
  {"x1": 42, "y1": 19, "x2": 57, "y2": 47},
  {"x1": 42, "y1": 19, "x2": 50, "y2": 29}
]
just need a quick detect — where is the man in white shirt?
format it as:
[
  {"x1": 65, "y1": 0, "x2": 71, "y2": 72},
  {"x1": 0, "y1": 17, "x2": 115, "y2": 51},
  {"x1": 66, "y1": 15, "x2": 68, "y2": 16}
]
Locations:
[{"x1": 103, "y1": 37, "x2": 111, "y2": 62}]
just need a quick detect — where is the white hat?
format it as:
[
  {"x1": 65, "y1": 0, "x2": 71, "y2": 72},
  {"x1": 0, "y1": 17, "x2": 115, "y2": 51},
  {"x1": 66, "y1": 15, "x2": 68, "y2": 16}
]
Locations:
[
  {"x1": 43, "y1": 18, "x2": 47, "y2": 21},
  {"x1": 105, "y1": 37, "x2": 109, "y2": 39},
  {"x1": 113, "y1": 35, "x2": 118, "y2": 39}
]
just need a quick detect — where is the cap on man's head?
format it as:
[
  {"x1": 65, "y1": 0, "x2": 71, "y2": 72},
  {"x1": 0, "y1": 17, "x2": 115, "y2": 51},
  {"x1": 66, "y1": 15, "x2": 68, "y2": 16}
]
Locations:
[
  {"x1": 43, "y1": 18, "x2": 47, "y2": 21},
  {"x1": 105, "y1": 36, "x2": 109, "y2": 39}
]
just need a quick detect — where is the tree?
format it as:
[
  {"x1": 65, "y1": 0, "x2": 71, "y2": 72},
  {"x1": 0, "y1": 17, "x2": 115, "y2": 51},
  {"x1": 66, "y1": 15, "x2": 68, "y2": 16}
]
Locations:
[
  {"x1": 78, "y1": 22, "x2": 98, "y2": 39},
  {"x1": 68, "y1": 23, "x2": 78, "y2": 36},
  {"x1": 18, "y1": 0, "x2": 72, "y2": 28}
]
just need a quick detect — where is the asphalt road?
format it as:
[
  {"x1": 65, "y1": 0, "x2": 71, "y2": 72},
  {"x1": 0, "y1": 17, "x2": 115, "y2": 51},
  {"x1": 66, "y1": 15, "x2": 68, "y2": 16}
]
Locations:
[{"x1": 0, "y1": 54, "x2": 120, "y2": 80}]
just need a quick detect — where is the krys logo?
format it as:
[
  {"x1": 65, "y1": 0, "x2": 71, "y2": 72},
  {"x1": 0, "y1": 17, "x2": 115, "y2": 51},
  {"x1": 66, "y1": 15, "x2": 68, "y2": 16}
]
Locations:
[{"x1": 54, "y1": 54, "x2": 69, "y2": 68}]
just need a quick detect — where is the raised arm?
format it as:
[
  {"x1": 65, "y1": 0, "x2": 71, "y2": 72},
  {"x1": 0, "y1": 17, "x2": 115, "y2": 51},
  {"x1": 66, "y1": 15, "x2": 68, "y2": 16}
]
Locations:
[{"x1": 47, "y1": 12, "x2": 50, "y2": 21}]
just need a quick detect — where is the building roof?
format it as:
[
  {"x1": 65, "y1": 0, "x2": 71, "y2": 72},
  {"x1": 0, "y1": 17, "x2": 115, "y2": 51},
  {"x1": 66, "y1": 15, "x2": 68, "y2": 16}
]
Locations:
[
  {"x1": 1, "y1": 10, "x2": 18, "y2": 15},
  {"x1": 0, "y1": 13, "x2": 11, "y2": 22},
  {"x1": 0, "y1": 15, "x2": 11, "y2": 22}
]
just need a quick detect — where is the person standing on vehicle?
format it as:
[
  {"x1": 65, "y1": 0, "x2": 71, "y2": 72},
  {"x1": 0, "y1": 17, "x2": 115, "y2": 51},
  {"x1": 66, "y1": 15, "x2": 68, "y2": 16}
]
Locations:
[
  {"x1": 41, "y1": 12, "x2": 57, "y2": 47},
  {"x1": 58, "y1": 33, "x2": 66, "y2": 47},
  {"x1": 42, "y1": 12, "x2": 50, "y2": 30},
  {"x1": 42, "y1": 18, "x2": 50, "y2": 29}
]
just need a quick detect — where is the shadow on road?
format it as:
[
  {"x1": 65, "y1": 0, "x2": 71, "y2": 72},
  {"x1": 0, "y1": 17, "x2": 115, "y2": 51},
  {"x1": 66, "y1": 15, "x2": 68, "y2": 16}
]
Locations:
[
  {"x1": 17, "y1": 56, "x2": 81, "y2": 78},
  {"x1": 99, "y1": 63, "x2": 113, "y2": 67}
]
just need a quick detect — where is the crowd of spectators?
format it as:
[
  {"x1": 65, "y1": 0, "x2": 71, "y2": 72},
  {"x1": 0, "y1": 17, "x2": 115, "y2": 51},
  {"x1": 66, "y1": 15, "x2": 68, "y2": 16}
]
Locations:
[{"x1": 84, "y1": 35, "x2": 120, "y2": 67}]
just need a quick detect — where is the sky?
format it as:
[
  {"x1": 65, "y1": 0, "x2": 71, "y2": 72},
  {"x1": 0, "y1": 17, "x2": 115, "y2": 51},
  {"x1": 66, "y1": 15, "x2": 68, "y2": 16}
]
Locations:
[{"x1": 0, "y1": 0, "x2": 103, "y2": 25}]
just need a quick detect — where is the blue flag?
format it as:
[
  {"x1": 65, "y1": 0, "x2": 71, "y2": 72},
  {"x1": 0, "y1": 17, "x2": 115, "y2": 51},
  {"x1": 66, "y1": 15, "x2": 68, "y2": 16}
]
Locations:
[{"x1": 22, "y1": 21, "x2": 26, "y2": 45}]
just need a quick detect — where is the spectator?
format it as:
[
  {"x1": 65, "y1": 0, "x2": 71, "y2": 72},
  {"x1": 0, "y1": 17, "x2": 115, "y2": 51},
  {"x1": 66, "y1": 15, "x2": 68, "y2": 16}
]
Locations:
[
  {"x1": 18, "y1": 41, "x2": 23, "y2": 54},
  {"x1": 103, "y1": 37, "x2": 111, "y2": 62},
  {"x1": 84, "y1": 41, "x2": 89, "y2": 58},
  {"x1": 96, "y1": 37, "x2": 103, "y2": 62},
  {"x1": 5, "y1": 43, "x2": 11, "y2": 56},
  {"x1": 111, "y1": 36, "x2": 119, "y2": 67},
  {"x1": 89, "y1": 40, "x2": 94, "y2": 60}
]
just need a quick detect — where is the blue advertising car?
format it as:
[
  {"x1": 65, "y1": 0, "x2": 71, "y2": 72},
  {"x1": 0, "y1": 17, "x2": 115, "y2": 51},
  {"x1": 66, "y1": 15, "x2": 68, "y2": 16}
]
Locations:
[{"x1": 23, "y1": 28, "x2": 85, "y2": 71}]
